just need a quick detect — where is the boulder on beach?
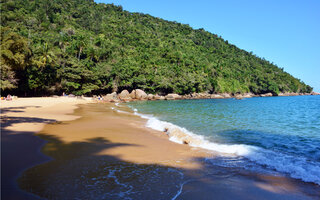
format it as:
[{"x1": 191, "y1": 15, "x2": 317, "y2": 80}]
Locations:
[
  {"x1": 118, "y1": 90, "x2": 131, "y2": 100},
  {"x1": 166, "y1": 128, "x2": 202, "y2": 146},
  {"x1": 129, "y1": 90, "x2": 136, "y2": 99},
  {"x1": 135, "y1": 89, "x2": 148, "y2": 100},
  {"x1": 103, "y1": 92, "x2": 118, "y2": 102}
]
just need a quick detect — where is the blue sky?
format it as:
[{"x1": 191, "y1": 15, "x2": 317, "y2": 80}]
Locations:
[{"x1": 95, "y1": 0, "x2": 320, "y2": 92}]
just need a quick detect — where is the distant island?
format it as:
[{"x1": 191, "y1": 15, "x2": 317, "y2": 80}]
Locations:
[{"x1": 0, "y1": 0, "x2": 313, "y2": 97}]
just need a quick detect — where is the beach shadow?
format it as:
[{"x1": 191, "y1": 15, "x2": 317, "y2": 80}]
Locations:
[
  {"x1": 1, "y1": 115, "x2": 56, "y2": 200},
  {"x1": 0, "y1": 106, "x2": 41, "y2": 114},
  {"x1": 1, "y1": 129, "x2": 52, "y2": 200},
  {"x1": 0, "y1": 116, "x2": 56, "y2": 129},
  {"x1": 15, "y1": 133, "x2": 320, "y2": 200}
]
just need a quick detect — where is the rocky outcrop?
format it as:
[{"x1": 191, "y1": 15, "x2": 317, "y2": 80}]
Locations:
[
  {"x1": 135, "y1": 89, "x2": 148, "y2": 100},
  {"x1": 234, "y1": 93, "x2": 254, "y2": 99},
  {"x1": 165, "y1": 93, "x2": 182, "y2": 100},
  {"x1": 147, "y1": 94, "x2": 154, "y2": 100},
  {"x1": 102, "y1": 90, "x2": 318, "y2": 103},
  {"x1": 103, "y1": 92, "x2": 119, "y2": 102},
  {"x1": 210, "y1": 94, "x2": 224, "y2": 99},
  {"x1": 154, "y1": 94, "x2": 165, "y2": 100},
  {"x1": 190, "y1": 92, "x2": 210, "y2": 99},
  {"x1": 182, "y1": 94, "x2": 192, "y2": 99},
  {"x1": 129, "y1": 90, "x2": 136, "y2": 99},
  {"x1": 260, "y1": 93, "x2": 273, "y2": 97},
  {"x1": 242, "y1": 93, "x2": 255, "y2": 98},
  {"x1": 278, "y1": 92, "x2": 301, "y2": 96},
  {"x1": 118, "y1": 90, "x2": 131, "y2": 101},
  {"x1": 221, "y1": 93, "x2": 232, "y2": 98}
]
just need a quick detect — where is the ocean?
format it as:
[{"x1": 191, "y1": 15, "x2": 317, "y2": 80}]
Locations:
[{"x1": 127, "y1": 95, "x2": 320, "y2": 185}]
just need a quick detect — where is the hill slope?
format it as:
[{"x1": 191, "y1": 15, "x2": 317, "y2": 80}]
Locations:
[{"x1": 0, "y1": 0, "x2": 312, "y2": 96}]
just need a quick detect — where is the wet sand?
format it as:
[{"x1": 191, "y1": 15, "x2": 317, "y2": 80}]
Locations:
[{"x1": 12, "y1": 103, "x2": 320, "y2": 199}]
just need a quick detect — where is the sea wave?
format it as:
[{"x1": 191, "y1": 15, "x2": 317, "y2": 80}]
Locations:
[{"x1": 131, "y1": 108, "x2": 320, "y2": 185}]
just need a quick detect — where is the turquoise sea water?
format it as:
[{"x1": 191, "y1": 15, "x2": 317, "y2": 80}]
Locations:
[{"x1": 127, "y1": 96, "x2": 320, "y2": 185}]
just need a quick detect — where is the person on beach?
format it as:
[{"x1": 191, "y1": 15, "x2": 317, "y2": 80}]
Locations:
[{"x1": 6, "y1": 94, "x2": 12, "y2": 101}]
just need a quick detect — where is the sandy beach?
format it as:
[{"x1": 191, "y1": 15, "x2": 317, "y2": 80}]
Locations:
[
  {"x1": 1, "y1": 97, "x2": 93, "y2": 200},
  {"x1": 1, "y1": 98, "x2": 319, "y2": 199}
]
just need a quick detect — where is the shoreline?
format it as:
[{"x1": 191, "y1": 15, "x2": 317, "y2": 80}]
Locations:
[
  {"x1": 99, "y1": 89, "x2": 320, "y2": 103},
  {"x1": 5, "y1": 99, "x2": 318, "y2": 199},
  {"x1": 0, "y1": 97, "x2": 93, "y2": 200}
]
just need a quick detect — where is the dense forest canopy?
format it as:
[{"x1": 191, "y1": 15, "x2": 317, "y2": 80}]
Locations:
[{"x1": 0, "y1": 0, "x2": 313, "y2": 96}]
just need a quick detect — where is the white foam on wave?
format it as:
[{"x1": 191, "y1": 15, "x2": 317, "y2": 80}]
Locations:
[
  {"x1": 115, "y1": 109, "x2": 130, "y2": 114},
  {"x1": 132, "y1": 109, "x2": 320, "y2": 185}
]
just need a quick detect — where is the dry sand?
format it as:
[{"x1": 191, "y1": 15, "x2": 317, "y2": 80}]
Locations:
[{"x1": 1, "y1": 98, "x2": 319, "y2": 199}]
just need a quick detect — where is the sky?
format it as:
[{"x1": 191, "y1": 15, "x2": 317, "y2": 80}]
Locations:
[{"x1": 95, "y1": 0, "x2": 320, "y2": 92}]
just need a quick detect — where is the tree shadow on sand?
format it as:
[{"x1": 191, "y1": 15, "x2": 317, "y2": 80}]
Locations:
[
  {"x1": 0, "y1": 106, "x2": 41, "y2": 114},
  {"x1": 1, "y1": 115, "x2": 56, "y2": 200},
  {"x1": 1, "y1": 116, "x2": 55, "y2": 130},
  {"x1": 17, "y1": 133, "x2": 320, "y2": 200}
]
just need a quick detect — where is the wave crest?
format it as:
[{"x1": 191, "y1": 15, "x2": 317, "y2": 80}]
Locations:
[{"x1": 131, "y1": 108, "x2": 320, "y2": 185}]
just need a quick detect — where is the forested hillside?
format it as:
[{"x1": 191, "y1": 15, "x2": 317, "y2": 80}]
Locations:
[{"x1": 0, "y1": 0, "x2": 312, "y2": 96}]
